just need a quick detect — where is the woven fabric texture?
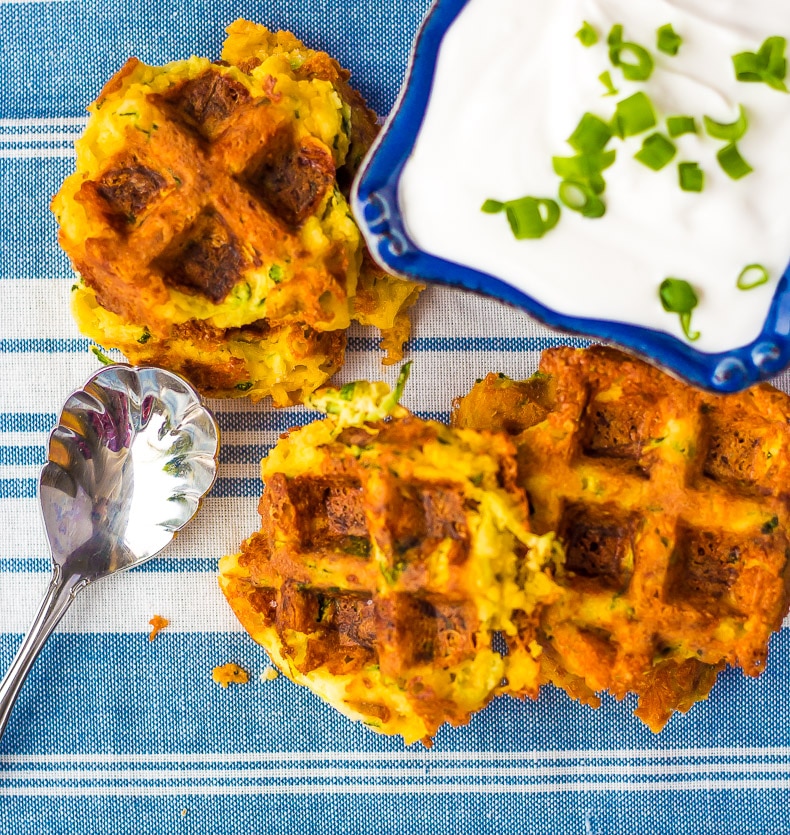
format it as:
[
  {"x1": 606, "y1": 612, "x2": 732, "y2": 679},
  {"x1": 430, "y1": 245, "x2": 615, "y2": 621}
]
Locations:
[{"x1": 1, "y1": 1, "x2": 789, "y2": 833}]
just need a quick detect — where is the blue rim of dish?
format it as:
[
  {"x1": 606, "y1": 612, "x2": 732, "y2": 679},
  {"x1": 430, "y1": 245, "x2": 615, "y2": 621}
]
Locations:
[{"x1": 352, "y1": 0, "x2": 790, "y2": 393}]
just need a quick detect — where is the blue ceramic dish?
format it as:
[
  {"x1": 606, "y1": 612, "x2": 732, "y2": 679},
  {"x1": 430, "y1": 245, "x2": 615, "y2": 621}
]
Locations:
[{"x1": 352, "y1": 0, "x2": 790, "y2": 393}]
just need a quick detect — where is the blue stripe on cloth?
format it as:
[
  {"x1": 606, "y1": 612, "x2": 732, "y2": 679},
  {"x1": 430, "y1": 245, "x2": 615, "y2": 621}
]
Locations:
[
  {"x1": 0, "y1": 338, "x2": 90, "y2": 353},
  {"x1": 0, "y1": 157, "x2": 76, "y2": 280},
  {"x1": 349, "y1": 335, "x2": 592, "y2": 352},
  {"x1": 0, "y1": 556, "x2": 218, "y2": 573},
  {"x1": 0, "y1": 631, "x2": 789, "y2": 834},
  {"x1": 0, "y1": 413, "x2": 55, "y2": 432},
  {"x1": 1, "y1": 788, "x2": 789, "y2": 835},
  {"x1": 0, "y1": 336, "x2": 579, "y2": 355},
  {"x1": 0, "y1": 445, "x2": 42, "y2": 466},
  {"x1": 0, "y1": 477, "x2": 264, "y2": 500}
]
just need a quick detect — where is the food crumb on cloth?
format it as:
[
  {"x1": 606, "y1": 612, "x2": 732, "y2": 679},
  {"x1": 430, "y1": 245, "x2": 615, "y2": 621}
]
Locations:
[
  {"x1": 212, "y1": 663, "x2": 249, "y2": 687},
  {"x1": 148, "y1": 615, "x2": 169, "y2": 641},
  {"x1": 260, "y1": 668, "x2": 279, "y2": 682}
]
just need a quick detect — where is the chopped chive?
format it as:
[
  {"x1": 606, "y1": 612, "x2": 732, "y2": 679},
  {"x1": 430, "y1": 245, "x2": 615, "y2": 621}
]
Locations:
[
  {"x1": 576, "y1": 21, "x2": 598, "y2": 47},
  {"x1": 90, "y1": 346, "x2": 114, "y2": 366},
  {"x1": 599, "y1": 70, "x2": 619, "y2": 96},
  {"x1": 733, "y1": 36, "x2": 788, "y2": 92},
  {"x1": 760, "y1": 36, "x2": 788, "y2": 77},
  {"x1": 717, "y1": 143, "x2": 753, "y2": 179},
  {"x1": 504, "y1": 197, "x2": 561, "y2": 239},
  {"x1": 137, "y1": 327, "x2": 152, "y2": 344},
  {"x1": 657, "y1": 24, "x2": 682, "y2": 56},
  {"x1": 481, "y1": 199, "x2": 505, "y2": 214},
  {"x1": 268, "y1": 264, "x2": 284, "y2": 283},
  {"x1": 568, "y1": 113, "x2": 613, "y2": 153},
  {"x1": 659, "y1": 278, "x2": 700, "y2": 341},
  {"x1": 608, "y1": 25, "x2": 654, "y2": 81},
  {"x1": 703, "y1": 105, "x2": 748, "y2": 141},
  {"x1": 339, "y1": 382, "x2": 357, "y2": 400},
  {"x1": 666, "y1": 115, "x2": 697, "y2": 137},
  {"x1": 660, "y1": 278, "x2": 698, "y2": 312},
  {"x1": 678, "y1": 162, "x2": 704, "y2": 192},
  {"x1": 558, "y1": 180, "x2": 606, "y2": 218},
  {"x1": 634, "y1": 133, "x2": 676, "y2": 171},
  {"x1": 611, "y1": 92, "x2": 657, "y2": 138},
  {"x1": 235, "y1": 382, "x2": 253, "y2": 391},
  {"x1": 552, "y1": 150, "x2": 616, "y2": 192},
  {"x1": 737, "y1": 264, "x2": 769, "y2": 290}
]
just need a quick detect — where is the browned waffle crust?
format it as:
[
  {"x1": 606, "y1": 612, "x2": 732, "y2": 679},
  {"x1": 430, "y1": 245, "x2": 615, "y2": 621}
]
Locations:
[
  {"x1": 52, "y1": 23, "x2": 421, "y2": 403},
  {"x1": 453, "y1": 345, "x2": 790, "y2": 730},
  {"x1": 220, "y1": 412, "x2": 562, "y2": 744}
]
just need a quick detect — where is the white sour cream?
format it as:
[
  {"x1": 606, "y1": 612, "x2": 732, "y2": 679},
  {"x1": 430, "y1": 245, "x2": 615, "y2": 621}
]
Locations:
[{"x1": 398, "y1": 0, "x2": 790, "y2": 352}]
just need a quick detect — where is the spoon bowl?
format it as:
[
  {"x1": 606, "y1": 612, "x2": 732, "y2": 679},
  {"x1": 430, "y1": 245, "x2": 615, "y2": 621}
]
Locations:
[{"x1": 0, "y1": 364, "x2": 220, "y2": 740}]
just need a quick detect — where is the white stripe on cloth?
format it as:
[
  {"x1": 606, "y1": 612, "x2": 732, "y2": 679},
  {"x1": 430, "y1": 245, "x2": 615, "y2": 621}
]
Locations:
[
  {"x1": 5, "y1": 777, "x2": 790, "y2": 798},
  {"x1": 0, "y1": 147, "x2": 75, "y2": 159},
  {"x1": 0, "y1": 133, "x2": 79, "y2": 145},
  {"x1": 0, "y1": 117, "x2": 87, "y2": 129},
  {"x1": 0, "y1": 571, "x2": 244, "y2": 634},
  {"x1": 3, "y1": 760, "x2": 790, "y2": 782}
]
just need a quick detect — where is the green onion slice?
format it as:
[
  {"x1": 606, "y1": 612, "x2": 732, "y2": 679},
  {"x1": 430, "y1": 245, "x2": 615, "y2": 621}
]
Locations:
[
  {"x1": 611, "y1": 92, "x2": 657, "y2": 137},
  {"x1": 608, "y1": 24, "x2": 623, "y2": 47},
  {"x1": 737, "y1": 263, "x2": 770, "y2": 290},
  {"x1": 733, "y1": 36, "x2": 788, "y2": 92},
  {"x1": 666, "y1": 115, "x2": 697, "y2": 137},
  {"x1": 576, "y1": 21, "x2": 598, "y2": 47},
  {"x1": 91, "y1": 346, "x2": 114, "y2": 366},
  {"x1": 568, "y1": 113, "x2": 613, "y2": 153},
  {"x1": 481, "y1": 199, "x2": 505, "y2": 214},
  {"x1": 703, "y1": 105, "x2": 748, "y2": 141},
  {"x1": 599, "y1": 70, "x2": 619, "y2": 96},
  {"x1": 717, "y1": 143, "x2": 753, "y2": 179},
  {"x1": 634, "y1": 133, "x2": 676, "y2": 171},
  {"x1": 657, "y1": 23, "x2": 682, "y2": 56},
  {"x1": 610, "y1": 42, "x2": 655, "y2": 81},
  {"x1": 678, "y1": 162, "x2": 704, "y2": 192},
  {"x1": 608, "y1": 25, "x2": 654, "y2": 81},
  {"x1": 660, "y1": 277, "x2": 698, "y2": 313},
  {"x1": 558, "y1": 180, "x2": 606, "y2": 218},
  {"x1": 504, "y1": 197, "x2": 561, "y2": 239},
  {"x1": 552, "y1": 150, "x2": 616, "y2": 193},
  {"x1": 659, "y1": 278, "x2": 700, "y2": 341}
]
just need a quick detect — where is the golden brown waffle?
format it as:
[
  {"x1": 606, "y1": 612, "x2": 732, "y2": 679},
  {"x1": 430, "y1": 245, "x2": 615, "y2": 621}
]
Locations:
[
  {"x1": 219, "y1": 379, "x2": 562, "y2": 744},
  {"x1": 453, "y1": 346, "x2": 790, "y2": 730},
  {"x1": 52, "y1": 22, "x2": 421, "y2": 404}
]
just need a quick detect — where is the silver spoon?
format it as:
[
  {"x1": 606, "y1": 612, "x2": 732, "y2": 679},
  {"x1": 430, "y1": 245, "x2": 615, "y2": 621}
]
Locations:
[{"x1": 0, "y1": 364, "x2": 220, "y2": 740}]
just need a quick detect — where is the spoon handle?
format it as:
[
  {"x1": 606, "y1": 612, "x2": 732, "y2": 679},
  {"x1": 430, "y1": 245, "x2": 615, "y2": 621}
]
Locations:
[{"x1": 0, "y1": 567, "x2": 87, "y2": 740}]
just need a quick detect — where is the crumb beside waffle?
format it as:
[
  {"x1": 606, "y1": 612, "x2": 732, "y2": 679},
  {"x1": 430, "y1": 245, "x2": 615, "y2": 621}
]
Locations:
[
  {"x1": 212, "y1": 663, "x2": 250, "y2": 688},
  {"x1": 148, "y1": 615, "x2": 169, "y2": 641}
]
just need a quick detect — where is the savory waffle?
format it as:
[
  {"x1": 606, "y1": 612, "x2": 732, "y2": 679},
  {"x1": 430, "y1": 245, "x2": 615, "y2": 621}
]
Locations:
[
  {"x1": 219, "y1": 374, "x2": 563, "y2": 745},
  {"x1": 453, "y1": 346, "x2": 790, "y2": 730},
  {"x1": 52, "y1": 21, "x2": 421, "y2": 404}
]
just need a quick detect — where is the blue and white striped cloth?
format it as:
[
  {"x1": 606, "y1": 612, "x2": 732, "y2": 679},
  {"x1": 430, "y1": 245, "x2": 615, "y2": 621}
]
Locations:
[{"x1": 2, "y1": 1, "x2": 790, "y2": 833}]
